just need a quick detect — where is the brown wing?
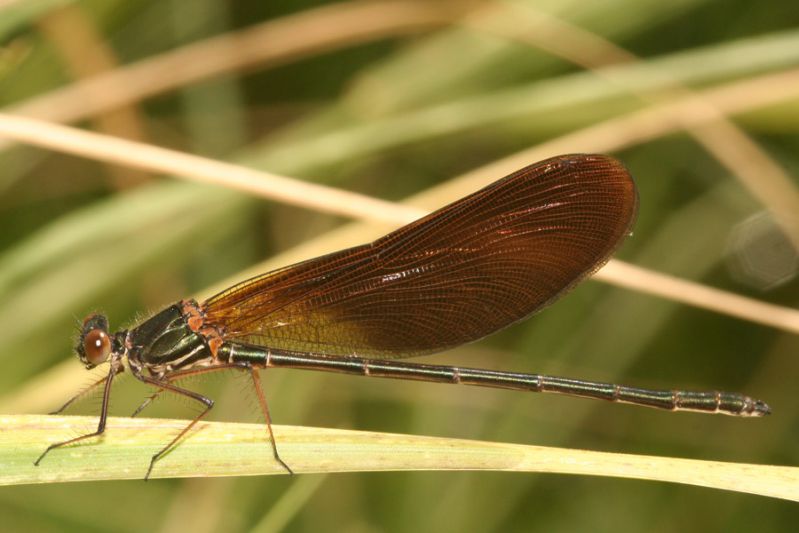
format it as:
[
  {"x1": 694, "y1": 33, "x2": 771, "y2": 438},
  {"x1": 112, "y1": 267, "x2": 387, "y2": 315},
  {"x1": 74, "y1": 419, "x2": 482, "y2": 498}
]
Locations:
[{"x1": 203, "y1": 154, "x2": 638, "y2": 358}]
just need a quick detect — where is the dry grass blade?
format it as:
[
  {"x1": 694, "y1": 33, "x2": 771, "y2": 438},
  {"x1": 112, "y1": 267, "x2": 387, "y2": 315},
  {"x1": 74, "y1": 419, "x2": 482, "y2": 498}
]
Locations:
[
  {"x1": 0, "y1": 112, "x2": 407, "y2": 225},
  {"x1": 466, "y1": 4, "x2": 799, "y2": 248},
  {"x1": 0, "y1": 111, "x2": 797, "y2": 334},
  {"x1": 4, "y1": 0, "x2": 463, "y2": 137},
  {"x1": 2, "y1": 1, "x2": 794, "y2": 529},
  {"x1": 36, "y1": 3, "x2": 151, "y2": 187}
]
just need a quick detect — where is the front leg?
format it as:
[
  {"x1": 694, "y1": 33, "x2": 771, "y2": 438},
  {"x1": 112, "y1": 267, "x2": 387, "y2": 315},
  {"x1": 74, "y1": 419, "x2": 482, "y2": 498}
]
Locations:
[
  {"x1": 34, "y1": 364, "x2": 119, "y2": 466},
  {"x1": 49, "y1": 373, "x2": 111, "y2": 416}
]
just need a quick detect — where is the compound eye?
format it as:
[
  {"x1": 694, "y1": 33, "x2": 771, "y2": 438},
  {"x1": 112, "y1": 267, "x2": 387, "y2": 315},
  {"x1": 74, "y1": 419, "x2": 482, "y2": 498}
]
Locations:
[{"x1": 83, "y1": 329, "x2": 111, "y2": 366}]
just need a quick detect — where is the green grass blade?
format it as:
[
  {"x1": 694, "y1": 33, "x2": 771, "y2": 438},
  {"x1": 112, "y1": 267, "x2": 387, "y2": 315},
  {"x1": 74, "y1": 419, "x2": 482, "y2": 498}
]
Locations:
[{"x1": 2, "y1": 414, "x2": 796, "y2": 502}]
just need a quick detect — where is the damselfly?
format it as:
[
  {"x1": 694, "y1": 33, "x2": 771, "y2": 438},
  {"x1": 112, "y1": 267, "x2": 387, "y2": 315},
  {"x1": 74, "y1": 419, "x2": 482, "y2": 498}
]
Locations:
[{"x1": 35, "y1": 154, "x2": 769, "y2": 479}]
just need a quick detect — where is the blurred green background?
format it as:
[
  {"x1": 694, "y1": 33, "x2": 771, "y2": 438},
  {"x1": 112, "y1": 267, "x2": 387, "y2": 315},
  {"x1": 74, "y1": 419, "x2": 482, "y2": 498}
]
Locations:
[{"x1": 1, "y1": 0, "x2": 798, "y2": 531}]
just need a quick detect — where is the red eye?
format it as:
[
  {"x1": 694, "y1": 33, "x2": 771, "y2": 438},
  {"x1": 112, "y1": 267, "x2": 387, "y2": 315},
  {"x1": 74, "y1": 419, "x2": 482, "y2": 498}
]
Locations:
[{"x1": 83, "y1": 329, "x2": 111, "y2": 366}]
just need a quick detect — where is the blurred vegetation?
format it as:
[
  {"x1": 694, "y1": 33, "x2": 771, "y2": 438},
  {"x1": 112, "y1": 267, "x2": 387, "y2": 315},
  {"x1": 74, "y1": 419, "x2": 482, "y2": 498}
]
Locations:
[{"x1": 0, "y1": 0, "x2": 798, "y2": 531}]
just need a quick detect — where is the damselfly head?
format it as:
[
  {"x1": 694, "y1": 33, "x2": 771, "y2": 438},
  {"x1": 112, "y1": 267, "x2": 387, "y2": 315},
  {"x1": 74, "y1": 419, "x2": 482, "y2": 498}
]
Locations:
[{"x1": 77, "y1": 314, "x2": 112, "y2": 369}]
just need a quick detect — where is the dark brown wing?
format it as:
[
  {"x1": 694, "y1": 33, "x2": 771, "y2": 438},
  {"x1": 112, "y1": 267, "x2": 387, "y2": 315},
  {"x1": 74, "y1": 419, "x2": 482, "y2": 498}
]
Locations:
[{"x1": 203, "y1": 154, "x2": 637, "y2": 358}]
